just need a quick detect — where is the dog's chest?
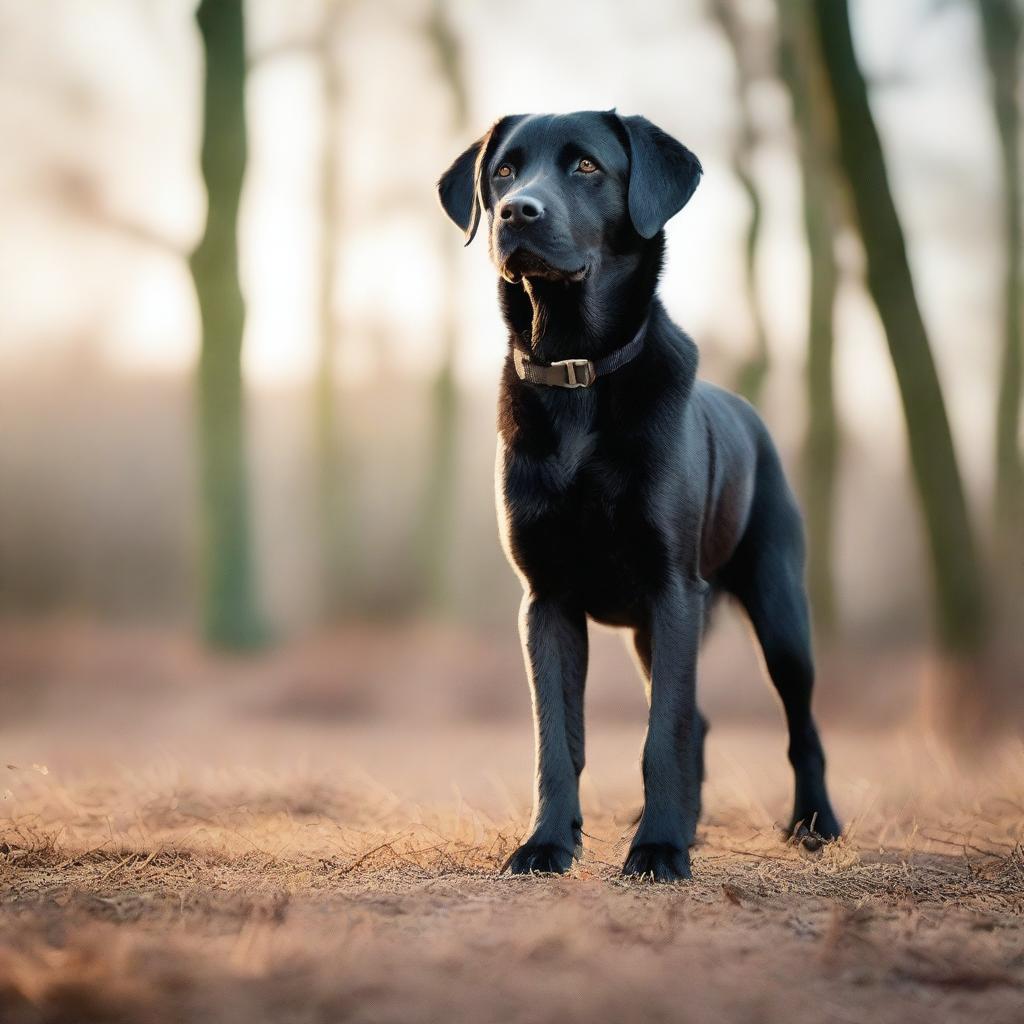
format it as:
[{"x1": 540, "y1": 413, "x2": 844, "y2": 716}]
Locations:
[{"x1": 500, "y1": 399, "x2": 665, "y2": 623}]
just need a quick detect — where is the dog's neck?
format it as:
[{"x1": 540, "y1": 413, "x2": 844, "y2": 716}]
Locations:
[{"x1": 499, "y1": 235, "x2": 664, "y2": 365}]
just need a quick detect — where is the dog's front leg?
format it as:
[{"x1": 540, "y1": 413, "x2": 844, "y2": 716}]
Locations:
[
  {"x1": 504, "y1": 593, "x2": 587, "y2": 875},
  {"x1": 623, "y1": 575, "x2": 704, "y2": 881}
]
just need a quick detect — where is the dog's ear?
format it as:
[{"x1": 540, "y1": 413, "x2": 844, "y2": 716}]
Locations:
[
  {"x1": 437, "y1": 116, "x2": 525, "y2": 245},
  {"x1": 617, "y1": 114, "x2": 702, "y2": 239},
  {"x1": 438, "y1": 136, "x2": 485, "y2": 244}
]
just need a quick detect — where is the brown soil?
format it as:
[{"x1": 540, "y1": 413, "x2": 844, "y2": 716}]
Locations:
[{"x1": 0, "y1": 621, "x2": 1021, "y2": 1023}]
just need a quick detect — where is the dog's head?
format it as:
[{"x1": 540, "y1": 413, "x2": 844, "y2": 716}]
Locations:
[{"x1": 437, "y1": 111, "x2": 701, "y2": 285}]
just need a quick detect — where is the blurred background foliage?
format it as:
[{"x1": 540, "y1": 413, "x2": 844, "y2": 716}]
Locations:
[{"x1": 0, "y1": 0, "x2": 1020, "y2": 736}]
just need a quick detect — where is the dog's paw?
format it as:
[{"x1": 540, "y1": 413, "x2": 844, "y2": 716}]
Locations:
[
  {"x1": 503, "y1": 841, "x2": 575, "y2": 876},
  {"x1": 786, "y1": 810, "x2": 842, "y2": 851},
  {"x1": 621, "y1": 842, "x2": 691, "y2": 882}
]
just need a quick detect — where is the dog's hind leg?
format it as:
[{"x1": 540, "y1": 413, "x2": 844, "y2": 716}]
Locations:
[
  {"x1": 724, "y1": 450, "x2": 841, "y2": 847},
  {"x1": 504, "y1": 594, "x2": 588, "y2": 875}
]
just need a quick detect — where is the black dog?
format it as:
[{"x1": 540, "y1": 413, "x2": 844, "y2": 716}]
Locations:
[{"x1": 438, "y1": 111, "x2": 840, "y2": 881}]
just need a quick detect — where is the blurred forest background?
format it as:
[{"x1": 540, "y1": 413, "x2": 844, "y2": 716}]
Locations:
[{"x1": 0, "y1": 0, "x2": 1021, "y2": 736}]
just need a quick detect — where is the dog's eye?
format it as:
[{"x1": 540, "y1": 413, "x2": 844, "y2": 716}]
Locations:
[
  {"x1": 577, "y1": 158, "x2": 598, "y2": 174},
  {"x1": 495, "y1": 164, "x2": 513, "y2": 179}
]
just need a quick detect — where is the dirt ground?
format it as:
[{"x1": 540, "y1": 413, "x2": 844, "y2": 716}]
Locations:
[{"x1": 0, "y1": 621, "x2": 1022, "y2": 1024}]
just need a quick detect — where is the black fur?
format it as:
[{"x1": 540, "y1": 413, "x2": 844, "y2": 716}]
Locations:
[{"x1": 438, "y1": 111, "x2": 840, "y2": 882}]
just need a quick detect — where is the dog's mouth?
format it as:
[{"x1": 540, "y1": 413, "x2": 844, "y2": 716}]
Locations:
[{"x1": 500, "y1": 248, "x2": 588, "y2": 285}]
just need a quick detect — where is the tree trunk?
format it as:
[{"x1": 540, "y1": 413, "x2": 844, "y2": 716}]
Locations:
[
  {"x1": 191, "y1": 0, "x2": 264, "y2": 648},
  {"x1": 315, "y1": 2, "x2": 353, "y2": 618},
  {"x1": 417, "y1": 265, "x2": 459, "y2": 609},
  {"x1": 712, "y1": 0, "x2": 771, "y2": 407},
  {"x1": 418, "y1": 0, "x2": 467, "y2": 611},
  {"x1": 777, "y1": 0, "x2": 841, "y2": 637},
  {"x1": 811, "y1": 0, "x2": 987, "y2": 662},
  {"x1": 977, "y1": 0, "x2": 1023, "y2": 568}
]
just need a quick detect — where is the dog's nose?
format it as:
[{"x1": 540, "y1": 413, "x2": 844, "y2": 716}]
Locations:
[{"x1": 499, "y1": 195, "x2": 545, "y2": 228}]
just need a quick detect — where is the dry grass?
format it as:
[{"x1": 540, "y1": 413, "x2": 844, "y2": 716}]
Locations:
[{"x1": 0, "y1": 622, "x2": 1022, "y2": 1023}]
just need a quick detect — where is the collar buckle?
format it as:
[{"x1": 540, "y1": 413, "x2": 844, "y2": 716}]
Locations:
[{"x1": 551, "y1": 358, "x2": 594, "y2": 388}]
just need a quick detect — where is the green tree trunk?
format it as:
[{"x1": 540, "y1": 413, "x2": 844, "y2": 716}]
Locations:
[
  {"x1": 778, "y1": 0, "x2": 841, "y2": 637},
  {"x1": 977, "y1": 0, "x2": 1023, "y2": 568},
  {"x1": 191, "y1": 0, "x2": 264, "y2": 648},
  {"x1": 418, "y1": 0, "x2": 466, "y2": 611},
  {"x1": 811, "y1": 0, "x2": 987, "y2": 661},
  {"x1": 712, "y1": 0, "x2": 770, "y2": 406},
  {"x1": 417, "y1": 294, "x2": 459, "y2": 609}
]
